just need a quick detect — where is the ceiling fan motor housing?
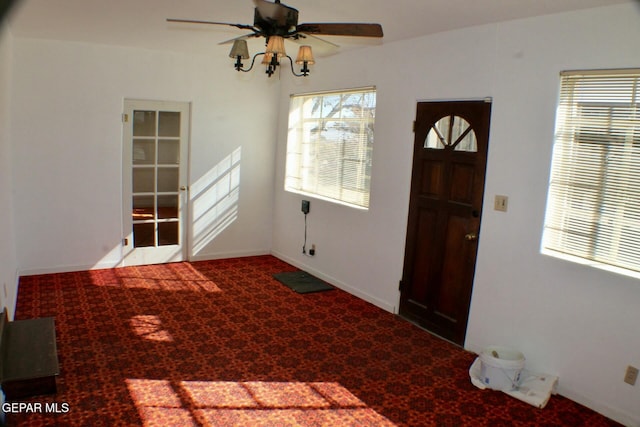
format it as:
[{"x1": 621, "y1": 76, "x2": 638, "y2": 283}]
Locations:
[{"x1": 253, "y1": 6, "x2": 299, "y2": 37}]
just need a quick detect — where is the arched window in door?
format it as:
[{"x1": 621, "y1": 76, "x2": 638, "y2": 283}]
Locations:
[{"x1": 424, "y1": 115, "x2": 477, "y2": 152}]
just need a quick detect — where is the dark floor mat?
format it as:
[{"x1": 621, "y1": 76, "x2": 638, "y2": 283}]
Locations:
[{"x1": 273, "y1": 271, "x2": 334, "y2": 294}]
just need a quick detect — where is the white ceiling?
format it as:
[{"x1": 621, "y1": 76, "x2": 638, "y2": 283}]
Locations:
[{"x1": 5, "y1": 0, "x2": 636, "y2": 56}]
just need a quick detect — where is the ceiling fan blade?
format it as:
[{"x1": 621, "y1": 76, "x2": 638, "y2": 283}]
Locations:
[
  {"x1": 218, "y1": 33, "x2": 261, "y2": 45},
  {"x1": 290, "y1": 33, "x2": 339, "y2": 48},
  {"x1": 296, "y1": 23, "x2": 383, "y2": 38},
  {"x1": 166, "y1": 18, "x2": 256, "y2": 32},
  {"x1": 289, "y1": 34, "x2": 339, "y2": 57}
]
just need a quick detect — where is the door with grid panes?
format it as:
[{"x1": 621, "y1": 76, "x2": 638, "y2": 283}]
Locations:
[{"x1": 122, "y1": 100, "x2": 190, "y2": 265}]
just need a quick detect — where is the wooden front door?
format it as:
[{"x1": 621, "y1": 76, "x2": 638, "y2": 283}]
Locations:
[{"x1": 399, "y1": 100, "x2": 491, "y2": 346}]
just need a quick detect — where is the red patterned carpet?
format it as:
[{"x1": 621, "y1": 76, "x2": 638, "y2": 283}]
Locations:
[{"x1": 10, "y1": 255, "x2": 621, "y2": 426}]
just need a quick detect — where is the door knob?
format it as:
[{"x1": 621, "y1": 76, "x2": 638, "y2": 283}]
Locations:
[
  {"x1": 180, "y1": 186, "x2": 187, "y2": 191},
  {"x1": 465, "y1": 232, "x2": 478, "y2": 241}
]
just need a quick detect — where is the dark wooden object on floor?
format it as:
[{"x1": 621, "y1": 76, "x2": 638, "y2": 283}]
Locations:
[{"x1": 0, "y1": 309, "x2": 59, "y2": 399}]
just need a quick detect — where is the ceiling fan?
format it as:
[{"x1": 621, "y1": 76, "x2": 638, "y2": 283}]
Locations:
[{"x1": 167, "y1": 0, "x2": 384, "y2": 77}]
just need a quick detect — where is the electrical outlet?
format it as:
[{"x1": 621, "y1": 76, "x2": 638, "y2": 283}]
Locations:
[
  {"x1": 494, "y1": 195, "x2": 508, "y2": 212},
  {"x1": 624, "y1": 365, "x2": 638, "y2": 385}
]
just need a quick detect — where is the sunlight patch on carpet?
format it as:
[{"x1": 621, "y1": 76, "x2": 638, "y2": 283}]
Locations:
[
  {"x1": 89, "y1": 263, "x2": 223, "y2": 292},
  {"x1": 129, "y1": 315, "x2": 174, "y2": 342},
  {"x1": 127, "y1": 379, "x2": 396, "y2": 426}
]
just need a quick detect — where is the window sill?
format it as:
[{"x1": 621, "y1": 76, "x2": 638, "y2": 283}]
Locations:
[
  {"x1": 284, "y1": 188, "x2": 369, "y2": 211},
  {"x1": 541, "y1": 248, "x2": 640, "y2": 281}
]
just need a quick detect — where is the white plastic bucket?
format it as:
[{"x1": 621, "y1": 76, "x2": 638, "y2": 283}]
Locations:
[{"x1": 479, "y1": 346, "x2": 525, "y2": 391}]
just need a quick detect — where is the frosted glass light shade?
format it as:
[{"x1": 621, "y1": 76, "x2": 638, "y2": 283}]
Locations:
[
  {"x1": 265, "y1": 36, "x2": 286, "y2": 58},
  {"x1": 295, "y1": 46, "x2": 315, "y2": 64},
  {"x1": 229, "y1": 40, "x2": 249, "y2": 59},
  {"x1": 261, "y1": 52, "x2": 274, "y2": 65}
]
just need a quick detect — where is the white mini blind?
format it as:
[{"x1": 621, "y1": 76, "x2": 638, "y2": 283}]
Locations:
[
  {"x1": 543, "y1": 69, "x2": 640, "y2": 273},
  {"x1": 285, "y1": 87, "x2": 376, "y2": 209}
]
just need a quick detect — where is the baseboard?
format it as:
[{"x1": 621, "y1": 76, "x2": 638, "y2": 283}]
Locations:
[
  {"x1": 556, "y1": 386, "x2": 639, "y2": 427},
  {"x1": 18, "y1": 260, "x2": 121, "y2": 277},
  {"x1": 270, "y1": 250, "x2": 396, "y2": 314},
  {"x1": 18, "y1": 250, "x2": 273, "y2": 277},
  {"x1": 190, "y1": 249, "x2": 271, "y2": 262}
]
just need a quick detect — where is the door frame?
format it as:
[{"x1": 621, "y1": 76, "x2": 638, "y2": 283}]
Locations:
[{"x1": 121, "y1": 99, "x2": 191, "y2": 266}]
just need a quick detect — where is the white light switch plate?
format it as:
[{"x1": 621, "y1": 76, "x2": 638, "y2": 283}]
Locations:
[{"x1": 494, "y1": 195, "x2": 508, "y2": 212}]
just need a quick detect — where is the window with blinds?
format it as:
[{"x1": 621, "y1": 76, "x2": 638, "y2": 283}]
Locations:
[
  {"x1": 285, "y1": 87, "x2": 376, "y2": 209},
  {"x1": 542, "y1": 69, "x2": 640, "y2": 275}
]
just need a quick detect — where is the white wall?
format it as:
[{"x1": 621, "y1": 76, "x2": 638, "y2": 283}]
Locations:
[
  {"x1": 0, "y1": 26, "x2": 19, "y2": 318},
  {"x1": 468, "y1": 6, "x2": 640, "y2": 425},
  {"x1": 273, "y1": 23, "x2": 497, "y2": 312},
  {"x1": 272, "y1": 4, "x2": 640, "y2": 425},
  {"x1": 10, "y1": 38, "x2": 278, "y2": 274}
]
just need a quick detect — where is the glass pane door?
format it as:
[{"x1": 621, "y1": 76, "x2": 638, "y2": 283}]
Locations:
[
  {"x1": 132, "y1": 110, "x2": 181, "y2": 247},
  {"x1": 123, "y1": 100, "x2": 189, "y2": 265}
]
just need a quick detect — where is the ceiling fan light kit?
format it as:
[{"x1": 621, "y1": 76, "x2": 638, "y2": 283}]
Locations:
[
  {"x1": 169, "y1": 0, "x2": 383, "y2": 78},
  {"x1": 229, "y1": 37, "x2": 314, "y2": 77}
]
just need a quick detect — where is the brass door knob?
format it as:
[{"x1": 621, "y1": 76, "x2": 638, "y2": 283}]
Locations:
[{"x1": 465, "y1": 232, "x2": 478, "y2": 241}]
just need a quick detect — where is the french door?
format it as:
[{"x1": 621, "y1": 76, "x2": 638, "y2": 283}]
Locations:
[{"x1": 122, "y1": 100, "x2": 190, "y2": 266}]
